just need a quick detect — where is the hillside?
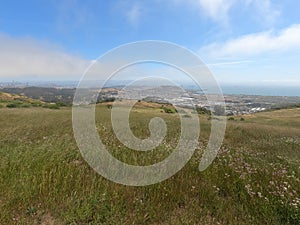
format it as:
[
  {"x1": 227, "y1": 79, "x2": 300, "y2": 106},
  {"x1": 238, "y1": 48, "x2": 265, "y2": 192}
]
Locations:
[
  {"x1": 0, "y1": 106, "x2": 299, "y2": 224},
  {"x1": 0, "y1": 87, "x2": 75, "y2": 104},
  {"x1": 0, "y1": 91, "x2": 66, "y2": 109}
]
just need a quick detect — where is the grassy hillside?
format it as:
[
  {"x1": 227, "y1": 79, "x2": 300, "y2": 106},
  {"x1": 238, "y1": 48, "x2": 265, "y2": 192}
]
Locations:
[
  {"x1": 0, "y1": 91, "x2": 66, "y2": 109},
  {"x1": 0, "y1": 105, "x2": 299, "y2": 224},
  {"x1": 0, "y1": 87, "x2": 75, "y2": 105}
]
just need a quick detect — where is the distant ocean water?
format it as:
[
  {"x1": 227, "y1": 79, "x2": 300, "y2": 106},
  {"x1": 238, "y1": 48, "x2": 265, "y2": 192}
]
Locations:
[
  {"x1": 220, "y1": 85, "x2": 300, "y2": 97},
  {"x1": 184, "y1": 84, "x2": 300, "y2": 97},
  {"x1": 1, "y1": 80, "x2": 299, "y2": 97}
]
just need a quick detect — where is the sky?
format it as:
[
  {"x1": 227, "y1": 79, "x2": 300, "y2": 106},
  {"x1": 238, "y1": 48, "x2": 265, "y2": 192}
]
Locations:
[{"x1": 0, "y1": 0, "x2": 300, "y2": 86}]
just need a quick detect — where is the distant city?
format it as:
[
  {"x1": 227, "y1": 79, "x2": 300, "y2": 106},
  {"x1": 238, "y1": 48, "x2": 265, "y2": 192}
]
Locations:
[
  {"x1": 1, "y1": 80, "x2": 300, "y2": 116},
  {"x1": 1, "y1": 80, "x2": 299, "y2": 97}
]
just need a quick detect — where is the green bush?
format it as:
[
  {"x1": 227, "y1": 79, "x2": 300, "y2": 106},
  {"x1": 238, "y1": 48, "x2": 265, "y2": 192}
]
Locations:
[
  {"x1": 43, "y1": 104, "x2": 60, "y2": 109},
  {"x1": 196, "y1": 106, "x2": 211, "y2": 115},
  {"x1": 49, "y1": 104, "x2": 60, "y2": 109},
  {"x1": 21, "y1": 103, "x2": 31, "y2": 108},
  {"x1": 162, "y1": 107, "x2": 176, "y2": 113},
  {"x1": 6, "y1": 103, "x2": 18, "y2": 108},
  {"x1": 56, "y1": 102, "x2": 67, "y2": 107},
  {"x1": 31, "y1": 102, "x2": 42, "y2": 107}
]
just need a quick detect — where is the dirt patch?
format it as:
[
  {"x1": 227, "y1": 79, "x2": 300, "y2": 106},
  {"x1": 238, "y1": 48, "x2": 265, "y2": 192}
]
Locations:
[{"x1": 40, "y1": 213, "x2": 55, "y2": 225}]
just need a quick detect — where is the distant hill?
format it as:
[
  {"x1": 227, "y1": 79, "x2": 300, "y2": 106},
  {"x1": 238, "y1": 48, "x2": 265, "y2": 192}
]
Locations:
[
  {"x1": 0, "y1": 87, "x2": 119, "y2": 105},
  {"x1": 0, "y1": 91, "x2": 64, "y2": 109},
  {"x1": 0, "y1": 87, "x2": 76, "y2": 105}
]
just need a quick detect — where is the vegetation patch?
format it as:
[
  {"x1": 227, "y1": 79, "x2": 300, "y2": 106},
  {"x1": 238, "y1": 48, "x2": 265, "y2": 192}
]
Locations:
[{"x1": 0, "y1": 105, "x2": 299, "y2": 224}]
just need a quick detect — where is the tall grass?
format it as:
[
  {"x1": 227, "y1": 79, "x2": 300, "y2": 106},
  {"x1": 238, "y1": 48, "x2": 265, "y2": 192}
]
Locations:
[{"x1": 0, "y1": 106, "x2": 299, "y2": 224}]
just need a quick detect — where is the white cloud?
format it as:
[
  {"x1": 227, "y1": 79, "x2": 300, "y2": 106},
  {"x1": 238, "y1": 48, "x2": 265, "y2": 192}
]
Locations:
[
  {"x1": 126, "y1": 4, "x2": 141, "y2": 27},
  {"x1": 172, "y1": 0, "x2": 235, "y2": 24},
  {"x1": 200, "y1": 24, "x2": 300, "y2": 58},
  {"x1": 0, "y1": 34, "x2": 90, "y2": 79},
  {"x1": 207, "y1": 60, "x2": 253, "y2": 67},
  {"x1": 115, "y1": 1, "x2": 142, "y2": 27},
  {"x1": 244, "y1": 0, "x2": 280, "y2": 26},
  {"x1": 171, "y1": 0, "x2": 279, "y2": 26},
  {"x1": 197, "y1": 0, "x2": 235, "y2": 24}
]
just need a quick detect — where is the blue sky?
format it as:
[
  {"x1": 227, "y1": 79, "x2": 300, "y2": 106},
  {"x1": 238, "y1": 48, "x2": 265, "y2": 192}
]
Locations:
[{"x1": 0, "y1": 0, "x2": 300, "y2": 85}]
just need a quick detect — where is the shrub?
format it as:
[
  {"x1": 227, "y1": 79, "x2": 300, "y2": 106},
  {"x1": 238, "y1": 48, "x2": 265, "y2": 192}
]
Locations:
[
  {"x1": 43, "y1": 104, "x2": 60, "y2": 109},
  {"x1": 162, "y1": 107, "x2": 176, "y2": 113},
  {"x1": 6, "y1": 103, "x2": 18, "y2": 108},
  {"x1": 228, "y1": 117, "x2": 235, "y2": 121},
  {"x1": 31, "y1": 102, "x2": 42, "y2": 107},
  {"x1": 21, "y1": 103, "x2": 31, "y2": 108},
  {"x1": 196, "y1": 106, "x2": 211, "y2": 115},
  {"x1": 56, "y1": 102, "x2": 67, "y2": 107},
  {"x1": 240, "y1": 117, "x2": 245, "y2": 121},
  {"x1": 50, "y1": 104, "x2": 60, "y2": 109}
]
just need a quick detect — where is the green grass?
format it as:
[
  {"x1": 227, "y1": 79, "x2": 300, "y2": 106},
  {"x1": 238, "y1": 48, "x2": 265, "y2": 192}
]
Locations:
[{"x1": 0, "y1": 105, "x2": 299, "y2": 224}]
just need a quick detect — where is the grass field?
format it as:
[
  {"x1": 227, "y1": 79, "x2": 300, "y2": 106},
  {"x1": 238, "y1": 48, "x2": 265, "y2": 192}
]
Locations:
[{"x1": 0, "y1": 104, "x2": 299, "y2": 224}]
